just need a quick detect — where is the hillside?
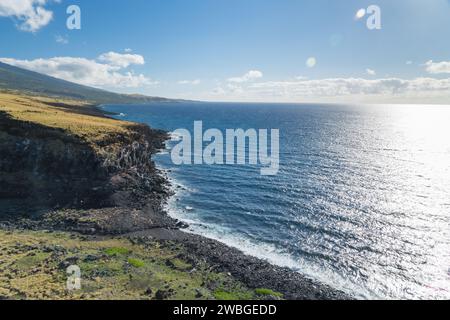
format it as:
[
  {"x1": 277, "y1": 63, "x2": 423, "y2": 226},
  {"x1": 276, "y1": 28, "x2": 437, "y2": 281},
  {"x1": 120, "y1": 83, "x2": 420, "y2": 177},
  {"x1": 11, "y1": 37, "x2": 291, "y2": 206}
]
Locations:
[{"x1": 0, "y1": 62, "x2": 174, "y2": 104}]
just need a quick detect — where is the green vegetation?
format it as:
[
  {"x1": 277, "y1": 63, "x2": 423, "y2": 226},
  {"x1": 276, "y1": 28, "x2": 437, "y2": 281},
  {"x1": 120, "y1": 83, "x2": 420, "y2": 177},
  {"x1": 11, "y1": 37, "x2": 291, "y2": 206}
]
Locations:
[
  {"x1": 105, "y1": 247, "x2": 130, "y2": 256},
  {"x1": 214, "y1": 290, "x2": 239, "y2": 300},
  {"x1": 213, "y1": 287, "x2": 284, "y2": 300},
  {"x1": 255, "y1": 288, "x2": 284, "y2": 298},
  {"x1": 171, "y1": 258, "x2": 192, "y2": 271},
  {"x1": 214, "y1": 289, "x2": 254, "y2": 301},
  {"x1": 127, "y1": 258, "x2": 145, "y2": 268},
  {"x1": 15, "y1": 252, "x2": 51, "y2": 271},
  {"x1": 0, "y1": 229, "x2": 257, "y2": 300}
]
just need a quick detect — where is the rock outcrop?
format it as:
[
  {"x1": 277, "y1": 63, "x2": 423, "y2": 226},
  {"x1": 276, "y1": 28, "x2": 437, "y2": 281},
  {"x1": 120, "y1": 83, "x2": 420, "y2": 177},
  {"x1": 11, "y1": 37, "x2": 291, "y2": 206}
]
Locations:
[{"x1": 0, "y1": 110, "x2": 168, "y2": 219}]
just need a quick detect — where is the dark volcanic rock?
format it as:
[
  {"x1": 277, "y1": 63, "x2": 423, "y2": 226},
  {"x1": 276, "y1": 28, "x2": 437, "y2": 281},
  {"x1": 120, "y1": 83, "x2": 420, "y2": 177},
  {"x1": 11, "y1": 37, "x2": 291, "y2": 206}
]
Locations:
[
  {"x1": 153, "y1": 289, "x2": 171, "y2": 300},
  {"x1": 0, "y1": 110, "x2": 171, "y2": 230},
  {"x1": 0, "y1": 111, "x2": 111, "y2": 215},
  {"x1": 179, "y1": 235, "x2": 350, "y2": 300},
  {"x1": 126, "y1": 229, "x2": 352, "y2": 300}
]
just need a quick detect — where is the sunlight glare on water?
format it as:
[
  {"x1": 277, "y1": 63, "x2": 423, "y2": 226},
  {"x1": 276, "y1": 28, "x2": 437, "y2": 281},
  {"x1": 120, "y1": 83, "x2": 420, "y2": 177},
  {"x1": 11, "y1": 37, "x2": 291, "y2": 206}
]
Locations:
[{"x1": 106, "y1": 103, "x2": 450, "y2": 300}]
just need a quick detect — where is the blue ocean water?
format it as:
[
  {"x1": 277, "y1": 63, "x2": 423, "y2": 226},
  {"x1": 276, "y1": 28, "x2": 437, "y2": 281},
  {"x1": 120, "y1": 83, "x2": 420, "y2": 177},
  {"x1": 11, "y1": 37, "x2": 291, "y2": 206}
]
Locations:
[{"x1": 105, "y1": 102, "x2": 450, "y2": 300}]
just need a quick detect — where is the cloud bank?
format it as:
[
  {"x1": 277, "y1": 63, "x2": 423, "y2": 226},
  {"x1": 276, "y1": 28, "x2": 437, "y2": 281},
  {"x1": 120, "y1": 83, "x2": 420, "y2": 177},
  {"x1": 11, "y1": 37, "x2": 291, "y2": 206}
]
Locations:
[
  {"x1": 0, "y1": 0, "x2": 56, "y2": 32},
  {"x1": 249, "y1": 77, "x2": 450, "y2": 96},
  {"x1": 205, "y1": 76, "x2": 450, "y2": 104},
  {"x1": 0, "y1": 52, "x2": 157, "y2": 88}
]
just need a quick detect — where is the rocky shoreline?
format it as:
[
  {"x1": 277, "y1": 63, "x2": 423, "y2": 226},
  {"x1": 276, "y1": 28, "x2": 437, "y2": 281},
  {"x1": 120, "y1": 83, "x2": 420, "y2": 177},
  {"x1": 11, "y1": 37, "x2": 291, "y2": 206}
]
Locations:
[{"x1": 0, "y1": 95, "x2": 351, "y2": 300}]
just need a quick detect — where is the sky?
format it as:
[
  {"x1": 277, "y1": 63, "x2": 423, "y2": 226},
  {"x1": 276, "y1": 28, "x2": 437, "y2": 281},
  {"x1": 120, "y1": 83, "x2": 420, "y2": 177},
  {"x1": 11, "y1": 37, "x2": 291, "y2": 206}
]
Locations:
[{"x1": 1, "y1": 0, "x2": 450, "y2": 104}]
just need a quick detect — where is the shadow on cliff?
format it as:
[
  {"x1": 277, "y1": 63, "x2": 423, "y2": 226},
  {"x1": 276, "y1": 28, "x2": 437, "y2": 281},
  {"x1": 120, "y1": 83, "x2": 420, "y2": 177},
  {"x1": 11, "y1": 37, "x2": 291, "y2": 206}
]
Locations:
[{"x1": 0, "y1": 111, "x2": 113, "y2": 219}]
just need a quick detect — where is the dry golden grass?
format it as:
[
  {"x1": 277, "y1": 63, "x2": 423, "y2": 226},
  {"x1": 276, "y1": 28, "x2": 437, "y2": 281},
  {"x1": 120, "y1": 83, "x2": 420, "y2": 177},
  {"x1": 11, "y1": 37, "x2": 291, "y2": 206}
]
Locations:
[{"x1": 0, "y1": 92, "x2": 131, "y2": 146}]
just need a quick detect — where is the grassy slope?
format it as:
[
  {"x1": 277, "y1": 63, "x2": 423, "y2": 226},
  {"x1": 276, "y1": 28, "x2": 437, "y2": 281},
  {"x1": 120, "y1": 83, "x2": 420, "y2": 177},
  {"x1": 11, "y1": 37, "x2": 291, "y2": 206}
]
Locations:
[
  {"x1": 0, "y1": 92, "x2": 130, "y2": 146},
  {"x1": 0, "y1": 229, "x2": 258, "y2": 300}
]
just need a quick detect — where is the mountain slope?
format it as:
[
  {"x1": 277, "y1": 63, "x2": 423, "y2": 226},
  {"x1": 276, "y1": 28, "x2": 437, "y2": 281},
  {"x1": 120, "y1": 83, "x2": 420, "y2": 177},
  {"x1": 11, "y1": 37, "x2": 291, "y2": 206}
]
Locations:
[{"x1": 0, "y1": 62, "x2": 174, "y2": 104}]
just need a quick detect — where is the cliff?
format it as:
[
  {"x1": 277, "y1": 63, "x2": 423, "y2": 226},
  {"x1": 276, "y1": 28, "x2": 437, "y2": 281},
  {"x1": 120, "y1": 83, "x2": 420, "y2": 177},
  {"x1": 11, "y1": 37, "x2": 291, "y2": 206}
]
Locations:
[{"x1": 0, "y1": 93, "x2": 170, "y2": 229}]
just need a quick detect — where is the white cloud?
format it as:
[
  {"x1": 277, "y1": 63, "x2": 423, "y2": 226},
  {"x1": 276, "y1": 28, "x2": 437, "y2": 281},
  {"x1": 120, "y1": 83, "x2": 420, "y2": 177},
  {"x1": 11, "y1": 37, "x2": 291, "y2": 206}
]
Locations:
[
  {"x1": 366, "y1": 68, "x2": 376, "y2": 76},
  {"x1": 212, "y1": 86, "x2": 226, "y2": 95},
  {"x1": 124, "y1": 48, "x2": 133, "y2": 53},
  {"x1": 406, "y1": 61, "x2": 413, "y2": 65},
  {"x1": 98, "y1": 51, "x2": 145, "y2": 69},
  {"x1": 425, "y1": 60, "x2": 450, "y2": 74},
  {"x1": 0, "y1": 51, "x2": 157, "y2": 89},
  {"x1": 178, "y1": 79, "x2": 201, "y2": 85},
  {"x1": 228, "y1": 70, "x2": 263, "y2": 83},
  {"x1": 226, "y1": 83, "x2": 244, "y2": 94},
  {"x1": 55, "y1": 34, "x2": 68, "y2": 44},
  {"x1": 0, "y1": 0, "x2": 55, "y2": 32},
  {"x1": 306, "y1": 57, "x2": 317, "y2": 68}
]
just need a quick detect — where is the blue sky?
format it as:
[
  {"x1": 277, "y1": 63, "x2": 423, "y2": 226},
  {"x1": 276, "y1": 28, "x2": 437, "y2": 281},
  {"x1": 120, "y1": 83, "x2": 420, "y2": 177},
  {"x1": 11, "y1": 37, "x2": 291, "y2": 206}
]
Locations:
[{"x1": 1, "y1": 0, "x2": 450, "y2": 103}]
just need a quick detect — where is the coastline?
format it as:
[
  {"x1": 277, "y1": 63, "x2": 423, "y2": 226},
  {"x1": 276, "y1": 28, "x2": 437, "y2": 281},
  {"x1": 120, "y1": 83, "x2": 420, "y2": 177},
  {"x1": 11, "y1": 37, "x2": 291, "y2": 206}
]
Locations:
[
  {"x1": 152, "y1": 156, "x2": 361, "y2": 300},
  {"x1": 0, "y1": 93, "x2": 351, "y2": 300},
  {"x1": 102, "y1": 105, "x2": 352, "y2": 300}
]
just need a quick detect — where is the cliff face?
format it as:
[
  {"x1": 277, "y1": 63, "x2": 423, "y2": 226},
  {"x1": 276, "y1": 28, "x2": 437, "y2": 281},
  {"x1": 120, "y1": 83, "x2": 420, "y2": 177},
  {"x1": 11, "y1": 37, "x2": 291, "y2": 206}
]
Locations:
[
  {"x1": 0, "y1": 108, "x2": 168, "y2": 220},
  {"x1": 0, "y1": 112, "x2": 105, "y2": 212}
]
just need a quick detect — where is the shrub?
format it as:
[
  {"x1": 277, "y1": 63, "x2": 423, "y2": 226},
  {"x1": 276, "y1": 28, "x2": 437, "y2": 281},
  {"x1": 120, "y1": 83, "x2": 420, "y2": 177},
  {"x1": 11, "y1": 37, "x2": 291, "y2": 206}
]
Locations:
[
  {"x1": 255, "y1": 288, "x2": 283, "y2": 298},
  {"x1": 128, "y1": 258, "x2": 145, "y2": 268},
  {"x1": 105, "y1": 247, "x2": 130, "y2": 256}
]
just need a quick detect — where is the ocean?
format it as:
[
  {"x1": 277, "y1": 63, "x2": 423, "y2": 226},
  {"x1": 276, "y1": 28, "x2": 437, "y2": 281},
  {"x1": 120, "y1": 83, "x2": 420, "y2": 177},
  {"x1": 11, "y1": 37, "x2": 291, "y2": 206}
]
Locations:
[{"x1": 105, "y1": 102, "x2": 450, "y2": 300}]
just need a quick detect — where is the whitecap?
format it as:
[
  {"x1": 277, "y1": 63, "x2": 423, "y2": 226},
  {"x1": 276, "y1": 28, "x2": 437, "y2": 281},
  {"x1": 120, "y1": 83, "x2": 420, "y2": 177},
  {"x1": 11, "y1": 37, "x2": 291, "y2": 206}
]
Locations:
[{"x1": 169, "y1": 131, "x2": 183, "y2": 142}]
